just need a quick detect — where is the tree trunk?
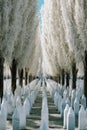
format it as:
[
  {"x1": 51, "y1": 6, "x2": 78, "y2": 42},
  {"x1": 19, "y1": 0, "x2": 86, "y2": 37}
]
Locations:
[
  {"x1": 0, "y1": 55, "x2": 4, "y2": 100},
  {"x1": 54, "y1": 76, "x2": 58, "y2": 82},
  {"x1": 58, "y1": 75, "x2": 61, "y2": 84},
  {"x1": 29, "y1": 75, "x2": 31, "y2": 83},
  {"x1": 66, "y1": 72, "x2": 70, "y2": 88},
  {"x1": 84, "y1": 50, "x2": 87, "y2": 99},
  {"x1": 18, "y1": 69, "x2": 23, "y2": 87},
  {"x1": 29, "y1": 75, "x2": 30, "y2": 83},
  {"x1": 25, "y1": 68, "x2": 28, "y2": 85},
  {"x1": 32, "y1": 76, "x2": 34, "y2": 81},
  {"x1": 72, "y1": 61, "x2": 77, "y2": 89},
  {"x1": 11, "y1": 59, "x2": 17, "y2": 94},
  {"x1": 61, "y1": 69, "x2": 65, "y2": 86},
  {"x1": 29, "y1": 74, "x2": 32, "y2": 83},
  {"x1": 51, "y1": 76, "x2": 57, "y2": 82}
]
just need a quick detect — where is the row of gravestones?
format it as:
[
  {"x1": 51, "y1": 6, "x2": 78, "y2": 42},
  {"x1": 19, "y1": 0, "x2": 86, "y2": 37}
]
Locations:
[
  {"x1": 0, "y1": 79, "x2": 41, "y2": 130},
  {"x1": 40, "y1": 82, "x2": 50, "y2": 130},
  {"x1": 64, "y1": 104, "x2": 87, "y2": 130},
  {"x1": 47, "y1": 79, "x2": 87, "y2": 130}
]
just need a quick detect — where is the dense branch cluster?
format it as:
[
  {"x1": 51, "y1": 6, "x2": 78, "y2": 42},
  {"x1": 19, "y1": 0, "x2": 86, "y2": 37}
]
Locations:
[
  {"x1": 0, "y1": 0, "x2": 41, "y2": 76},
  {"x1": 41, "y1": 0, "x2": 87, "y2": 77}
]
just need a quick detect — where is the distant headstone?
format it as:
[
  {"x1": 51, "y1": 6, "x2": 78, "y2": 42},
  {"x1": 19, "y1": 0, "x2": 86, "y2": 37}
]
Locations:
[
  {"x1": 71, "y1": 90, "x2": 76, "y2": 109},
  {"x1": 0, "y1": 110, "x2": 6, "y2": 130},
  {"x1": 12, "y1": 108, "x2": 20, "y2": 130},
  {"x1": 40, "y1": 120, "x2": 50, "y2": 130},
  {"x1": 64, "y1": 104, "x2": 69, "y2": 129},
  {"x1": 7, "y1": 96, "x2": 13, "y2": 114},
  {"x1": 20, "y1": 106, "x2": 26, "y2": 129},
  {"x1": 16, "y1": 96, "x2": 22, "y2": 107},
  {"x1": 1, "y1": 98, "x2": 7, "y2": 120},
  {"x1": 67, "y1": 107, "x2": 75, "y2": 130},
  {"x1": 74, "y1": 97, "x2": 79, "y2": 116},
  {"x1": 58, "y1": 95, "x2": 62, "y2": 113},
  {"x1": 23, "y1": 98, "x2": 30, "y2": 117},
  {"x1": 78, "y1": 105, "x2": 86, "y2": 130},
  {"x1": 61, "y1": 99, "x2": 66, "y2": 117},
  {"x1": 66, "y1": 97, "x2": 71, "y2": 107},
  {"x1": 63, "y1": 89, "x2": 68, "y2": 100},
  {"x1": 81, "y1": 95, "x2": 86, "y2": 109}
]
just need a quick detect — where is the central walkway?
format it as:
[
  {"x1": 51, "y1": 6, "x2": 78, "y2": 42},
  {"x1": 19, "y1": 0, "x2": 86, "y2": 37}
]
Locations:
[
  {"x1": 26, "y1": 90, "x2": 63, "y2": 130},
  {"x1": 47, "y1": 91, "x2": 63, "y2": 130},
  {"x1": 26, "y1": 90, "x2": 42, "y2": 130},
  {"x1": 25, "y1": 89, "x2": 63, "y2": 130}
]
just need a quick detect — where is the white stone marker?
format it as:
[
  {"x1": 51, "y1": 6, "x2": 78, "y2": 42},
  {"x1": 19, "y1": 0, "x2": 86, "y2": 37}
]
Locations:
[
  {"x1": 20, "y1": 106, "x2": 26, "y2": 129},
  {"x1": 81, "y1": 95, "x2": 86, "y2": 109},
  {"x1": 74, "y1": 97, "x2": 79, "y2": 116},
  {"x1": 64, "y1": 104, "x2": 69, "y2": 129},
  {"x1": 23, "y1": 98, "x2": 30, "y2": 117},
  {"x1": 0, "y1": 110, "x2": 6, "y2": 130},
  {"x1": 12, "y1": 108, "x2": 20, "y2": 130},
  {"x1": 67, "y1": 107, "x2": 75, "y2": 130},
  {"x1": 78, "y1": 105, "x2": 86, "y2": 130}
]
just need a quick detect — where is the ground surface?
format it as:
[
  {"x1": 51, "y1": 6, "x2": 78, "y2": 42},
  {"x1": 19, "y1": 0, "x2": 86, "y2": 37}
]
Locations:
[{"x1": 7, "y1": 89, "x2": 79, "y2": 130}]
